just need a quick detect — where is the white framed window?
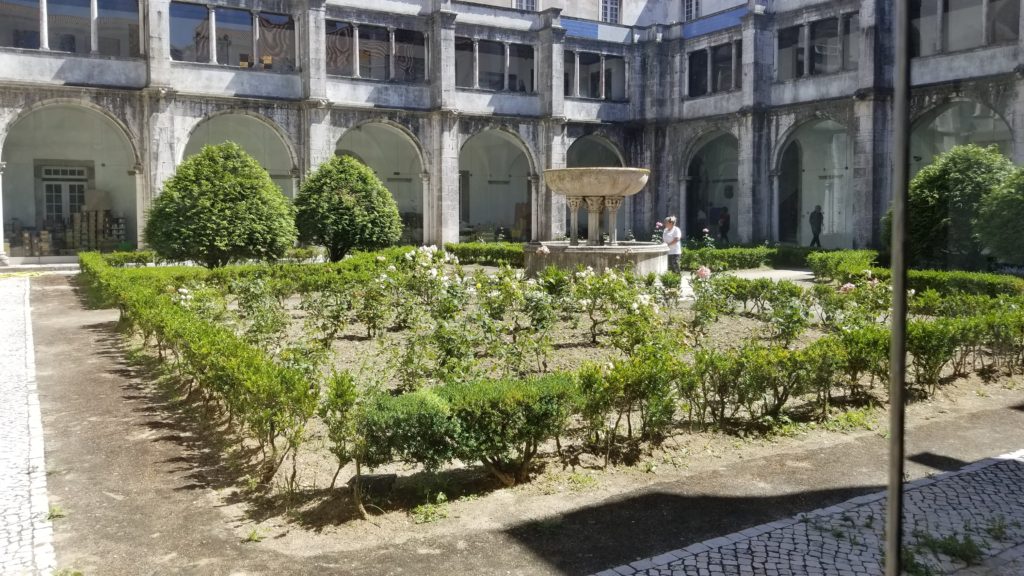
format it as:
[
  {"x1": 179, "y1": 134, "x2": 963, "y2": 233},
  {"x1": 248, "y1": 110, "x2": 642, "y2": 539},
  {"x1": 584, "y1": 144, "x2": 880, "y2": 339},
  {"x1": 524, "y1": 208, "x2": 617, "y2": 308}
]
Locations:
[
  {"x1": 601, "y1": 0, "x2": 620, "y2": 23},
  {"x1": 684, "y1": 0, "x2": 701, "y2": 21},
  {"x1": 41, "y1": 166, "x2": 88, "y2": 227},
  {"x1": 514, "y1": 0, "x2": 536, "y2": 11}
]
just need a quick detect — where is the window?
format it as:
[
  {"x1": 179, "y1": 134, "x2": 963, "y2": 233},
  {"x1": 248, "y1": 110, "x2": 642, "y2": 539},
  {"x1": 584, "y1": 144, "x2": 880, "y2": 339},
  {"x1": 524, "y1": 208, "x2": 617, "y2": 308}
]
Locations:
[
  {"x1": 988, "y1": 0, "x2": 1020, "y2": 44},
  {"x1": 734, "y1": 40, "x2": 743, "y2": 89},
  {"x1": 578, "y1": 52, "x2": 601, "y2": 98},
  {"x1": 810, "y1": 18, "x2": 840, "y2": 75},
  {"x1": 943, "y1": 0, "x2": 984, "y2": 52},
  {"x1": 508, "y1": 44, "x2": 534, "y2": 92},
  {"x1": 98, "y1": 0, "x2": 140, "y2": 57},
  {"x1": 214, "y1": 7, "x2": 252, "y2": 68},
  {"x1": 711, "y1": 43, "x2": 732, "y2": 92},
  {"x1": 258, "y1": 13, "x2": 295, "y2": 72},
  {"x1": 688, "y1": 49, "x2": 708, "y2": 97},
  {"x1": 604, "y1": 55, "x2": 625, "y2": 100},
  {"x1": 601, "y1": 0, "x2": 619, "y2": 24},
  {"x1": 394, "y1": 29, "x2": 426, "y2": 83},
  {"x1": 455, "y1": 36, "x2": 474, "y2": 88},
  {"x1": 842, "y1": 13, "x2": 859, "y2": 71},
  {"x1": 477, "y1": 40, "x2": 504, "y2": 90},
  {"x1": 325, "y1": 20, "x2": 353, "y2": 76},
  {"x1": 514, "y1": 0, "x2": 536, "y2": 11},
  {"x1": 169, "y1": 2, "x2": 209, "y2": 62},
  {"x1": 684, "y1": 0, "x2": 700, "y2": 22},
  {"x1": 48, "y1": 0, "x2": 91, "y2": 54},
  {"x1": 359, "y1": 25, "x2": 389, "y2": 81},
  {"x1": 910, "y1": 0, "x2": 940, "y2": 57},
  {"x1": 0, "y1": 0, "x2": 41, "y2": 49},
  {"x1": 777, "y1": 25, "x2": 804, "y2": 81},
  {"x1": 564, "y1": 50, "x2": 576, "y2": 96}
]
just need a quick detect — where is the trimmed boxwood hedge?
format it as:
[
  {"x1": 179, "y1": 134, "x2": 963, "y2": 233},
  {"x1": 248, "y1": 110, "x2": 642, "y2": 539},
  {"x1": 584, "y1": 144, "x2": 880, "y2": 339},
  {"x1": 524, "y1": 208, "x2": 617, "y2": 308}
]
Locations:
[{"x1": 444, "y1": 242, "x2": 525, "y2": 267}]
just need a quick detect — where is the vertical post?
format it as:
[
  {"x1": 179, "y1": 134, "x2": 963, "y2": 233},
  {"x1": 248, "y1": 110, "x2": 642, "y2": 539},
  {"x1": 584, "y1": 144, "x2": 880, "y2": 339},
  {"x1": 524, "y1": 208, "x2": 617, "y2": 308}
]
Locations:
[
  {"x1": 352, "y1": 24, "x2": 361, "y2": 77},
  {"x1": 935, "y1": 0, "x2": 944, "y2": 54},
  {"x1": 885, "y1": 1, "x2": 911, "y2": 575},
  {"x1": 574, "y1": 51, "x2": 581, "y2": 97},
  {"x1": 0, "y1": 162, "x2": 7, "y2": 265},
  {"x1": 389, "y1": 27, "x2": 396, "y2": 80},
  {"x1": 208, "y1": 6, "x2": 217, "y2": 64},
  {"x1": 730, "y1": 43, "x2": 737, "y2": 91},
  {"x1": 624, "y1": 56, "x2": 630, "y2": 97},
  {"x1": 802, "y1": 24, "x2": 811, "y2": 76},
  {"x1": 503, "y1": 42, "x2": 510, "y2": 90},
  {"x1": 585, "y1": 197, "x2": 603, "y2": 246},
  {"x1": 424, "y1": 32, "x2": 430, "y2": 77},
  {"x1": 40, "y1": 0, "x2": 49, "y2": 50},
  {"x1": 568, "y1": 197, "x2": 582, "y2": 246},
  {"x1": 838, "y1": 13, "x2": 846, "y2": 71},
  {"x1": 706, "y1": 48, "x2": 713, "y2": 93},
  {"x1": 252, "y1": 9, "x2": 260, "y2": 68},
  {"x1": 981, "y1": 0, "x2": 989, "y2": 45},
  {"x1": 90, "y1": 0, "x2": 98, "y2": 54},
  {"x1": 604, "y1": 197, "x2": 623, "y2": 245},
  {"x1": 472, "y1": 39, "x2": 480, "y2": 88},
  {"x1": 599, "y1": 54, "x2": 606, "y2": 99}
]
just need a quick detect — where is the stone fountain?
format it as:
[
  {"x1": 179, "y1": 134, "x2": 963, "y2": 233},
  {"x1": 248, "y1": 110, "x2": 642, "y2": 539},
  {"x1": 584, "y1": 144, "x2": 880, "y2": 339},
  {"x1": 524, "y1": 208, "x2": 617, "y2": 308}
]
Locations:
[{"x1": 524, "y1": 167, "x2": 668, "y2": 276}]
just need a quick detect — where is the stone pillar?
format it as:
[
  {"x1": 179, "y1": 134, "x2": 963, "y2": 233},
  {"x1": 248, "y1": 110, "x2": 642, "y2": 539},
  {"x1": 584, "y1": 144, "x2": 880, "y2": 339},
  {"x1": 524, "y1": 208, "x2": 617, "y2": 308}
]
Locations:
[
  {"x1": 208, "y1": 6, "x2": 217, "y2": 64},
  {"x1": 90, "y1": 0, "x2": 98, "y2": 54},
  {"x1": 538, "y1": 9, "x2": 564, "y2": 117},
  {"x1": 567, "y1": 196, "x2": 582, "y2": 246},
  {"x1": 736, "y1": 113, "x2": 757, "y2": 244},
  {"x1": 430, "y1": 111, "x2": 461, "y2": 245},
  {"x1": 40, "y1": 0, "x2": 49, "y2": 50},
  {"x1": 428, "y1": 9, "x2": 457, "y2": 109},
  {"x1": 529, "y1": 174, "x2": 541, "y2": 240},
  {"x1": 472, "y1": 39, "x2": 480, "y2": 89},
  {"x1": 585, "y1": 197, "x2": 603, "y2": 246},
  {"x1": 147, "y1": 0, "x2": 171, "y2": 86},
  {"x1": 599, "y1": 54, "x2": 606, "y2": 99},
  {"x1": 303, "y1": 0, "x2": 327, "y2": 100},
  {"x1": 352, "y1": 24, "x2": 361, "y2": 78},
  {"x1": 389, "y1": 28, "x2": 397, "y2": 80},
  {"x1": 0, "y1": 162, "x2": 7, "y2": 265},
  {"x1": 802, "y1": 24, "x2": 811, "y2": 77},
  {"x1": 604, "y1": 197, "x2": 623, "y2": 245},
  {"x1": 131, "y1": 163, "x2": 147, "y2": 247},
  {"x1": 678, "y1": 175, "x2": 689, "y2": 237},
  {"x1": 769, "y1": 170, "x2": 780, "y2": 242},
  {"x1": 574, "y1": 51, "x2": 581, "y2": 97},
  {"x1": 251, "y1": 9, "x2": 260, "y2": 66},
  {"x1": 503, "y1": 42, "x2": 510, "y2": 91}
]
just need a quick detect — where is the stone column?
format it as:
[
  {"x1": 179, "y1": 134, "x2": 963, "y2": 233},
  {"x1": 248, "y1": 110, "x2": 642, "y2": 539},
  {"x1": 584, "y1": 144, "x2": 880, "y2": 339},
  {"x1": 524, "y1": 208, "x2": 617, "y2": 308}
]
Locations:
[
  {"x1": 574, "y1": 51, "x2": 581, "y2": 97},
  {"x1": 303, "y1": 0, "x2": 327, "y2": 100},
  {"x1": 252, "y1": 9, "x2": 260, "y2": 67},
  {"x1": 147, "y1": 0, "x2": 171, "y2": 85},
  {"x1": 769, "y1": 170, "x2": 780, "y2": 242},
  {"x1": 604, "y1": 196, "x2": 623, "y2": 245},
  {"x1": 0, "y1": 162, "x2": 7, "y2": 265},
  {"x1": 90, "y1": 0, "x2": 98, "y2": 54},
  {"x1": 428, "y1": 10, "x2": 457, "y2": 109},
  {"x1": 352, "y1": 24, "x2": 361, "y2": 77},
  {"x1": 585, "y1": 196, "x2": 603, "y2": 246},
  {"x1": 599, "y1": 54, "x2": 606, "y2": 99},
  {"x1": 208, "y1": 6, "x2": 217, "y2": 64},
  {"x1": 40, "y1": 0, "x2": 49, "y2": 50},
  {"x1": 389, "y1": 27, "x2": 397, "y2": 80},
  {"x1": 503, "y1": 42, "x2": 510, "y2": 91},
  {"x1": 567, "y1": 196, "x2": 582, "y2": 246},
  {"x1": 472, "y1": 39, "x2": 480, "y2": 89}
]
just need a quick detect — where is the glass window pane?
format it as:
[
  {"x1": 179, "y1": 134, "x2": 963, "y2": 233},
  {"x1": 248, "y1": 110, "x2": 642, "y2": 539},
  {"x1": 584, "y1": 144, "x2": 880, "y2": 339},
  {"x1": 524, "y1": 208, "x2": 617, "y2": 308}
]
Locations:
[
  {"x1": 601, "y1": 0, "x2": 619, "y2": 23},
  {"x1": 943, "y1": 0, "x2": 984, "y2": 52},
  {"x1": 604, "y1": 55, "x2": 625, "y2": 100},
  {"x1": 842, "y1": 14, "x2": 859, "y2": 70},
  {"x1": 514, "y1": 0, "x2": 536, "y2": 10},
  {"x1": 777, "y1": 25, "x2": 804, "y2": 80},
  {"x1": 810, "y1": 18, "x2": 840, "y2": 75},
  {"x1": 477, "y1": 39, "x2": 503, "y2": 90},
  {"x1": 0, "y1": 0, "x2": 41, "y2": 49},
  {"x1": 169, "y1": 1, "x2": 208, "y2": 62},
  {"x1": 394, "y1": 29, "x2": 425, "y2": 83},
  {"x1": 988, "y1": 0, "x2": 1020, "y2": 44},
  {"x1": 455, "y1": 36, "x2": 474, "y2": 88},
  {"x1": 911, "y1": 0, "x2": 940, "y2": 57},
  {"x1": 509, "y1": 43, "x2": 533, "y2": 92},
  {"x1": 325, "y1": 20, "x2": 352, "y2": 76},
  {"x1": 98, "y1": 0, "x2": 140, "y2": 57},
  {"x1": 359, "y1": 25, "x2": 389, "y2": 81},
  {"x1": 579, "y1": 52, "x2": 601, "y2": 98},
  {"x1": 564, "y1": 50, "x2": 575, "y2": 96},
  {"x1": 258, "y1": 13, "x2": 294, "y2": 72},
  {"x1": 711, "y1": 43, "x2": 732, "y2": 92},
  {"x1": 48, "y1": 0, "x2": 90, "y2": 54},
  {"x1": 215, "y1": 7, "x2": 253, "y2": 68},
  {"x1": 688, "y1": 49, "x2": 708, "y2": 97}
]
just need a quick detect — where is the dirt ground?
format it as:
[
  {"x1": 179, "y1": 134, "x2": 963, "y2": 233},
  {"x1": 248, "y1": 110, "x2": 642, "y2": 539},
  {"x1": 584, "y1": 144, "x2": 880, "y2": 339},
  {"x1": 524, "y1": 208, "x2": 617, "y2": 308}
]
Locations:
[{"x1": 32, "y1": 273, "x2": 1024, "y2": 575}]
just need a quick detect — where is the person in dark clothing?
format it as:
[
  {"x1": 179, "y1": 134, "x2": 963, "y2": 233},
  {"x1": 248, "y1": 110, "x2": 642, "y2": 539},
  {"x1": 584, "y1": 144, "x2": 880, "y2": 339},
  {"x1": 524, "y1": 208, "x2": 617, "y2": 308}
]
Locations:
[
  {"x1": 809, "y1": 205, "x2": 824, "y2": 248},
  {"x1": 717, "y1": 207, "x2": 731, "y2": 244}
]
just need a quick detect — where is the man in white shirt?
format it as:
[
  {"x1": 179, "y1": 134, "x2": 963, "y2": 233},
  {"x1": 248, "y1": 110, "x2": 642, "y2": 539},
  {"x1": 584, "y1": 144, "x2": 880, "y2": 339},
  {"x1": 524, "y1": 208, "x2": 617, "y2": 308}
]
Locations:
[{"x1": 662, "y1": 216, "x2": 682, "y2": 272}]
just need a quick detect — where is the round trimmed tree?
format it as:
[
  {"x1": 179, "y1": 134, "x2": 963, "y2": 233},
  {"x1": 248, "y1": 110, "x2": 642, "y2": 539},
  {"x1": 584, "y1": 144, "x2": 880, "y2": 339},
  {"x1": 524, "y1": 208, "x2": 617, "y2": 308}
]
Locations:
[
  {"x1": 144, "y1": 142, "x2": 297, "y2": 268},
  {"x1": 294, "y1": 155, "x2": 402, "y2": 262},
  {"x1": 977, "y1": 168, "x2": 1024, "y2": 266}
]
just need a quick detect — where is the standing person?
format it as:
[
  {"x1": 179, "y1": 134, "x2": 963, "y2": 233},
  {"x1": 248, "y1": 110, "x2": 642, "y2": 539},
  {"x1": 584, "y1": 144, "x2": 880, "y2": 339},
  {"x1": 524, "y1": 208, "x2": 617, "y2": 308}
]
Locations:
[
  {"x1": 662, "y1": 216, "x2": 682, "y2": 272},
  {"x1": 717, "y1": 207, "x2": 731, "y2": 244},
  {"x1": 809, "y1": 205, "x2": 824, "y2": 248},
  {"x1": 696, "y1": 208, "x2": 707, "y2": 238}
]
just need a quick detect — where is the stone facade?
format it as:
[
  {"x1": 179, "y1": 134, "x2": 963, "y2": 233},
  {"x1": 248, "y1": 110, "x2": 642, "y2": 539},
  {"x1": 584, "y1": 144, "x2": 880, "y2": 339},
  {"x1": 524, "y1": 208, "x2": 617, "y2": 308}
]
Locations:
[{"x1": 1, "y1": 0, "x2": 1022, "y2": 263}]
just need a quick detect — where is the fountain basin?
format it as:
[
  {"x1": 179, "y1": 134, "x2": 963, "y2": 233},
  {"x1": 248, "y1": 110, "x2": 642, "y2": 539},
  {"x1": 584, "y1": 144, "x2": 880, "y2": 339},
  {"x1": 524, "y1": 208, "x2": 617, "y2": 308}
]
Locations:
[
  {"x1": 543, "y1": 167, "x2": 650, "y2": 198},
  {"x1": 524, "y1": 241, "x2": 668, "y2": 277}
]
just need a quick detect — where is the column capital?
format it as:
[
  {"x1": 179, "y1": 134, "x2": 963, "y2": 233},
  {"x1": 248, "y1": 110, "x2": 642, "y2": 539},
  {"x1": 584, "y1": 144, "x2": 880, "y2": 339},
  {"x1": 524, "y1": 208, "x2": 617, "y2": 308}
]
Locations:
[
  {"x1": 585, "y1": 196, "x2": 604, "y2": 211},
  {"x1": 567, "y1": 196, "x2": 583, "y2": 210},
  {"x1": 603, "y1": 196, "x2": 624, "y2": 211}
]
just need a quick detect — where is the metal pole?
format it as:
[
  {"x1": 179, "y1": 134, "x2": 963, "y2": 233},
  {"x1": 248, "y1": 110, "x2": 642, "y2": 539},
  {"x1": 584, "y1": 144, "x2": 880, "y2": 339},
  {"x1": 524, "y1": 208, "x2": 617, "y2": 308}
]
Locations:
[{"x1": 885, "y1": 1, "x2": 911, "y2": 575}]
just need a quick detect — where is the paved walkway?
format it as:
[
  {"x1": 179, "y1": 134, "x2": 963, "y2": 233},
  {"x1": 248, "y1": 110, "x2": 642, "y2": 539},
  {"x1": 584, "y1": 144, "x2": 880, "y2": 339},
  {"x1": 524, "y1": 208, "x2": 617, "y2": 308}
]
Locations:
[
  {"x1": 678, "y1": 268, "x2": 814, "y2": 299},
  {"x1": 0, "y1": 277, "x2": 55, "y2": 576},
  {"x1": 594, "y1": 450, "x2": 1024, "y2": 576}
]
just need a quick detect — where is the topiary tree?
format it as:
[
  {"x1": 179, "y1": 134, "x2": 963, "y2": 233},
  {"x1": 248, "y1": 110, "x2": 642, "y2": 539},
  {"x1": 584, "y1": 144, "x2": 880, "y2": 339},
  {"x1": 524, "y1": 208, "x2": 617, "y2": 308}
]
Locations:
[
  {"x1": 294, "y1": 155, "x2": 402, "y2": 262},
  {"x1": 976, "y1": 168, "x2": 1024, "y2": 266},
  {"x1": 144, "y1": 142, "x2": 297, "y2": 268},
  {"x1": 881, "y1": 144, "x2": 1013, "y2": 269}
]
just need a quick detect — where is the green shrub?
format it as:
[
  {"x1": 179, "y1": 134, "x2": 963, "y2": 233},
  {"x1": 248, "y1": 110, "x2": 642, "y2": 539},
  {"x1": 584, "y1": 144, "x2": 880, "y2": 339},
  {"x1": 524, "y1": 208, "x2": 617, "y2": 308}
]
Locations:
[
  {"x1": 687, "y1": 347, "x2": 745, "y2": 427},
  {"x1": 806, "y1": 250, "x2": 878, "y2": 283},
  {"x1": 102, "y1": 250, "x2": 157, "y2": 267},
  {"x1": 294, "y1": 155, "x2": 402, "y2": 262},
  {"x1": 837, "y1": 324, "x2": 890, "y2": 392},
  {"x1": 737, "y1": 344, "x2": 805, "y2": 421},
  {"x1": 679, "y1": 247, "x2": 772, "y2": 271},
  {"x1": 769, "y1": 246, "x2": 823, "y2": 268},
  {"x1": 977, "y1": 168, "x2": 1024, "y2": 266},
  {"x1": 444, "y1": 242, "x2": 525, "y2": 267},
  {"x1": 883, "y1": 144, "x2": 1013, "y2": 269},
  {"x1": 907, "y1": 319, "x2": 958, "y2": 396},
  {"x1": 899, "y1": 269, "x2": 1024, "y2": 297},
  {"x1": 357, "y1": 389, "x2": 459, "y2": 471},
  {"x1": 440, "y1": 374, "x2": 579, "y2": 486},
  {"x1": 144, "y1": 142, "x2": 297, "y2": 268},
  {"x1": 797, "y1": 337, "x2": 847, "y2": 419}
]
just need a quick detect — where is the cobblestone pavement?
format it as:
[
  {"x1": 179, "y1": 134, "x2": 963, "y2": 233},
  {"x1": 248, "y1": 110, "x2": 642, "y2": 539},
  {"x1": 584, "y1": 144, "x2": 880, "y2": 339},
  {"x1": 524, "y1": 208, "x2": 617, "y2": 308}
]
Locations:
[
  {"x1": 594, "y1": 450, "x2": 1024, "y2": 576},
  {"x1": 0, "y1": 277, "x2": 55, "y2": 576}
]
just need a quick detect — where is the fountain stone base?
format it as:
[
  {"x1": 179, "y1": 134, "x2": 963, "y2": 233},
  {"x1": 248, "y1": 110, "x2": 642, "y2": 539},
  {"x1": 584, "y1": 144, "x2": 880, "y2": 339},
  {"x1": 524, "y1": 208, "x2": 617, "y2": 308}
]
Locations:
[{"x1": 524, "y1": 241, "x2": 669, "y2": 277}]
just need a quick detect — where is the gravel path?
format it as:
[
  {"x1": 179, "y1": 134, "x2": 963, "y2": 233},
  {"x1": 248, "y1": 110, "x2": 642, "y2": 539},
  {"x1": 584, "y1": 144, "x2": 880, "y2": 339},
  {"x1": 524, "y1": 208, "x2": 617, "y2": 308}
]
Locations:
[{"x1": 0, "y1": 277, "x2": 55, "y2": 576}]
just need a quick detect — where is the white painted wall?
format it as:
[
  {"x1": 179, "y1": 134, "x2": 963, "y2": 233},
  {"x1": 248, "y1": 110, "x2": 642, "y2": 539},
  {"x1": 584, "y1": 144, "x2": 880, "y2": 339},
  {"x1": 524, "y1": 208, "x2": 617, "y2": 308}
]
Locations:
[
  {"x1": 459, "y1": 130, "x2": 531, "y2": 240},
  {"x1": 182, "y1": 114, "x2": 296, "y2": 197}
]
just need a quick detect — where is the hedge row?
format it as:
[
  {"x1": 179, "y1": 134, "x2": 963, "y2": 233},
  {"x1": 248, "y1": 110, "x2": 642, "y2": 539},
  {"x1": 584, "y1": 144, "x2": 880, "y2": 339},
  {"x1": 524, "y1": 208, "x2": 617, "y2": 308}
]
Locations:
[{"x1": 443, "y1": 242, "x2": 525, "y2": 267}]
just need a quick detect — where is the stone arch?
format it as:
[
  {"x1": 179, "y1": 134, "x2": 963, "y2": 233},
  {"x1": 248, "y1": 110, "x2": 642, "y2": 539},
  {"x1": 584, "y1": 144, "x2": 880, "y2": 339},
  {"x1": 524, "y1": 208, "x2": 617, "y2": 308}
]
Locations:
[
  {"x1": 458, "y1": 128, "x2": 537, "y2": 242},
  {"x1": 684, "y1": 131, "x2": 740, "y2": 239},
  {"x1": 182, "y1": 110, "x2": 299, "y2": 197},
  {"x1": 566, "y1": 134, "x2": 625, "y2": 167},
  {"x1": 681, "y1": 127, "x2": 740, "y2": 177},
  {"x1": 910, "y1": 98, "x2": 1013, "y2": 175},
  {"x1": 771, "y1": 111, "x2": 848, "y2": 173}
]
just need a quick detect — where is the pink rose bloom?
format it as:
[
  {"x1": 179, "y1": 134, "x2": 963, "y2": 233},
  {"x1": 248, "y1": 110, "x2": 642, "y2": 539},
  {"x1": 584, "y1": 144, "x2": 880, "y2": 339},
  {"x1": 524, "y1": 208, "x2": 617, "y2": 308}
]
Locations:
[
  {"x1": 656, "y1": 222, "x2": 664, "y2": 229},
  {"x1": 696, "y1": 266, "x2": 712, "y2": 280},
  {"x1": 839, "y1": 283, "x2": 856, "y2": 294}
]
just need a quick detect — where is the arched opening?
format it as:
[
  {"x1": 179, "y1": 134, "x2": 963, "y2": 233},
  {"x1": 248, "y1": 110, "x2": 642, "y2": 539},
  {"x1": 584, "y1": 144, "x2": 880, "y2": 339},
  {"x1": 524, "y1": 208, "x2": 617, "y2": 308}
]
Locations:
[
  {"x1": 458, "y1": 130, "x2": 533, "y2": 242},
  {"x1": 911, "y1": 100, "x2": 1012, "y2": 175},
  {"x1": 183, "y1": 113, "x2": 296, "y2": 197},
  {"x1": 1, "y1": 104, "x2": 139, "y2": 256},
  {"x1": 686, "y1": 133, "x2": 739, "y2": 240},
  {"x1": 566, "y1": 135, "x2": 625, "y2": 240},
  {"x1": 337, "y1": 123, "x2": 424, "y2": 245},
  {"x1": 777, "y1": 119, "x2": 853, "y2": 248}
]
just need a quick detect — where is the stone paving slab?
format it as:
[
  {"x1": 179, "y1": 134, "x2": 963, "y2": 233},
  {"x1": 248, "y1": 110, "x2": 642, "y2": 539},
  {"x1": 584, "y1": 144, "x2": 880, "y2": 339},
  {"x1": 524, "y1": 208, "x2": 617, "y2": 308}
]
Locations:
[
  {"x1": 592, "y1": 449, "x2": 1024, "y2": 576},
  {"x1": 1, "y1": 277, "x2": 55, "y2": 576}
]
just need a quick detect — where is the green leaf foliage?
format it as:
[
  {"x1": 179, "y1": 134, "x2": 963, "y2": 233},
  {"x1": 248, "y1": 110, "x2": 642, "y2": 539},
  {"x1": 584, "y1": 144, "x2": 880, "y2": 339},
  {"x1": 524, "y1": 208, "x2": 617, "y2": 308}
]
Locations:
[
  {"x1": 144, "y1": 142, "x2": 297, "y2": 268},
  {"x1": 294, "y1": 155, "x2": 402, "y2": 262},
  {"x1": 976, "y1": 168, "x2": 1024, "y2": 266}
]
